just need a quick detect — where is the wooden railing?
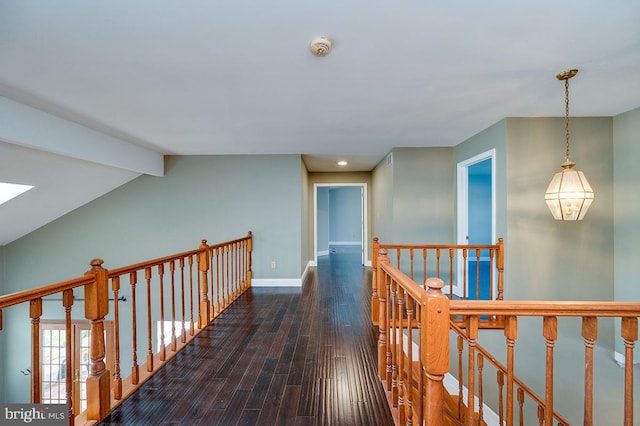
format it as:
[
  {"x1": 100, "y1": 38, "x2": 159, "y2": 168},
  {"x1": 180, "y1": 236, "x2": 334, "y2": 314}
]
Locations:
[
  {"x1": 371, "y1": 237, "x2": 504, "y2": 328},
  {"x1": 0, "y1": 232, "x2": 252, "y2": 425},
  {"x1": 375, "y1": 247, "x2": 640, "y2": 426}
]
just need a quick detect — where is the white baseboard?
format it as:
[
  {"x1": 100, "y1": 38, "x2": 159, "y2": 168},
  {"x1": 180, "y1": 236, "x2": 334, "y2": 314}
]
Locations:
[
  {"x1": 329, "y1": 241, "x2": 362, "y2": 246},
  {"x1": 251, "y1": 261, "x2": 315, "y2": 288},
  {"x1": 317, "y1": 250, "x2": 330, "y2": 256},
  {"x1": 252, "y1": 278, "x2": 302, "y2": 287}
]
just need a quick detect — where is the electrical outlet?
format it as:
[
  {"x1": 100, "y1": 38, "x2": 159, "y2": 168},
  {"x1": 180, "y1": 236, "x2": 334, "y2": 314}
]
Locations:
[{"x1": 271, "y1": 261, "x2": 276, "y2": 269}]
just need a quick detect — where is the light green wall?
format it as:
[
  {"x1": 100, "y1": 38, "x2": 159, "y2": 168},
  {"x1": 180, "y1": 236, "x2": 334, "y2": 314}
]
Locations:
[
  {"x1": 317, "y1": 188, "x2": 330, "y2": 253},
  {"x1": 371, "y1": 148, "x2": 455, "y2": 245},
  {"x1": 505, "y1": 117, "x2": 614, "y2": 303},
  {"x1": 3, "y1": 155, "x2": 304, "y2": 289},
  {"x1": 613, "y1": 106, "x2": 640, "y2": 362},
  {"x1": 371, "y1": 153, "x2": 394, "y2": 243},
  {"x1": 391, "y1": 147, "x2": 455, "y2": 244}
]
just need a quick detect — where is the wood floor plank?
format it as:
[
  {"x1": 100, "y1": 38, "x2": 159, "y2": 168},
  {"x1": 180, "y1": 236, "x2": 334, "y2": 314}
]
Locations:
[{"x1": 99, "y1": 246, "x2": 393, "y2": 425}]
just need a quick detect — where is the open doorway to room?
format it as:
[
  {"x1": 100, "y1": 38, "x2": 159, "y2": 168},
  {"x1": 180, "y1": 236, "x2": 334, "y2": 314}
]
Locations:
[
  {"x1": 314, "y1": 183, "x2": 368, "y2": 266},
  {"x1": 456, "y1": 150, "x2": 496, "y2": 299}
]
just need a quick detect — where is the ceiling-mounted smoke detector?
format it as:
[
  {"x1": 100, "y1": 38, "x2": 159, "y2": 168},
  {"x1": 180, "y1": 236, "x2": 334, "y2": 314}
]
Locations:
[{"x1": 310, "y1": 36, "x2": 332, "y2": 56}]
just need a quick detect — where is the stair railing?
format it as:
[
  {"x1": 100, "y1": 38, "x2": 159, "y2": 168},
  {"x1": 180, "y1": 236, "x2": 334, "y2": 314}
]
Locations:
[
  {"x1": 0, "y1": 232, "x2": 252, "y2": 425},
  {"x1": 372, "y1": 237, "x2": 504, "y2": 328},
  {"x1": 375, "y1": 244, "x2": 640, "y2": 425}
]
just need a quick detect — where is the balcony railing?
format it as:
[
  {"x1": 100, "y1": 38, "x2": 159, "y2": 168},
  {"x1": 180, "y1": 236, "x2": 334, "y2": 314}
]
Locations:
[{"x1": 0, "y1": 232, "x2": 252, "y2": 424}]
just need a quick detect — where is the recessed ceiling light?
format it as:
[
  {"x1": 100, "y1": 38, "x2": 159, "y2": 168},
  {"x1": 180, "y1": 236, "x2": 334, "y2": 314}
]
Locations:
[
  {"x1": 0, "y1": 182, "x2": 34, "y2": 206},
  {"x1": 337, "y1": 161, "x2": 348, "y2": 166}
]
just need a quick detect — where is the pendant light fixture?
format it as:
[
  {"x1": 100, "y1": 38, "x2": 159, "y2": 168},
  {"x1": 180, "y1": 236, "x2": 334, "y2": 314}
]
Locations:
[{"x1": 544, "y1": 69, "x2": 594, "y2": 221}]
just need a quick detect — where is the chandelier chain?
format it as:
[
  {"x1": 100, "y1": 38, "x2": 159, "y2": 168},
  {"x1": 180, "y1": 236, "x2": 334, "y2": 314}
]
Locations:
[{"x1": 564, "y1": 78, "x2": 571, "y2": 162}]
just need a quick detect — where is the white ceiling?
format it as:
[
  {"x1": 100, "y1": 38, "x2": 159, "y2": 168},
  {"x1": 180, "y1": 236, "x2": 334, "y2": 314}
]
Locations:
[{"x1": 1, "y1": 1, "x2": 639, "y2": 245}]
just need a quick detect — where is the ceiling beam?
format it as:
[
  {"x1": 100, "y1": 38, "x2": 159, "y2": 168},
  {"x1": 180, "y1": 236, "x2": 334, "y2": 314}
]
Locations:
[{"x1": 0, "y1": 97, "x2": 164, "y2": 176}]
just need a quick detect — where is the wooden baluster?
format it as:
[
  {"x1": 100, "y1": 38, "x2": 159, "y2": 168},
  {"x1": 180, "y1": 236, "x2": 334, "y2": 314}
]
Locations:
[
  {"x1": 209, "y1": 249, "x2": 216, "y2": 310},
  {"x1": 30, "y1": 298, "x2": 42, "y2": 403},
  {"x1": 215, "y1": 247, "x2": 221, "y2": 314},
  {"x1": 247, "y1": 231, "x2": 252, "y2": 289},
  {"x1": 478, "y1": 353, "x2": 484, "y2": 423},
  {"x1": 62, "y1": 289, "x2": 74, "y2": 423},
  {"x1": 517, "y1": 388, "x2": 524, "y2": 426},
  {"x1": 198, "y1": 240, "x2": 211, "y2": 327},
  {"x1": 422, "y1": 249, "x2": 427, "y2": 290},
  {"x1": 457, "y1": 335, "x2": 464, "y2": 420},
  {"x1": 474, "y1": 249, "x2": 481, "y2": 301},
  {"x1": 84, "y1": 259, "x2": 110, "y2": 421},
  {"x1": 582, "y1": 316, "x2": 597, "y2": 425},
  {"x1": 188, "y1": 256, "x2": 195, "y2": 335},
  {"x1": 371, "y1": 237, "x2": 380, "y2": 326},
  {"x1": 377, "y1": 249, "x2": 390, "y2": 381},
  {"x1": 130, "y1": 271, "x2": 139, "y2": 384},
  {"x1": 462, "y1": 249, "x2": 468, "y2": 299},
  {"x1": 406, "y1": 295, "x2": 414, "y2": 426},
  {"x1": 396, "y1": 248, "x2": 401, "y2": 269},
  {"x1": 111, "y1": 277, "x2": 122, "y2": 400},
  {"x1": 435, "y1": 248, "x2": 441, "y2": 277},
  {"x1": 543, "y1": 316, "x2": 557, "y2": 426},
  {"x1": 489, "y1": 248, "x2": 495, "y2": 302},
  {"x1": 145, "y1": 266, "x2": 153, "y2": 371},
  {"x1": 448, "y1": 249, "x2": 454, "y2": 298},
  {"x1": 409, "y1": 248, "x2": 415, "y2": 280},
  {"x1": 225, "y1": 244, "x2": 230, "y2": 305},
  {"x1": 158, "y1": 263, "x2": 166, "y2": 361},
  {"x1": 169, "y1": 260, "x2": 177, "y2": 352},
  {"x1": 465, "y1": 315, "x2": 479, "y2": 426},
  {"x1": 180, "y1": 258, "x2": 186, "y2": 344},
  {"x1": 421, "y1": 277, "x2": 449, "y2": 426},
  {"x1": 537, "y1": 405, "x2": 544, "y2": 426},
  {"x1": 391, "y1": 279, "x2": 398, "y2": 405},
  {"x1": 397, "y1": 285, "x2": 405, "y2": 420},
  {"x1": 505, "y1": 315, "x2": 517, "y2": 426},
  {"x1": 496, "y1": 238, "x2": 504, "y2": 301},
  {"x1": 497, "y1": 371, "x2": 504, "y2": 425},
  {"x1": 622, "y1": 317, "x2": 638, "y2": 426}
]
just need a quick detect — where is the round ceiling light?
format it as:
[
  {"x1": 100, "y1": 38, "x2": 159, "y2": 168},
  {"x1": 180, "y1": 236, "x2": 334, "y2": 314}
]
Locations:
[{"x1": 310, "y1": 36, "x2": 332, "y2": 56}]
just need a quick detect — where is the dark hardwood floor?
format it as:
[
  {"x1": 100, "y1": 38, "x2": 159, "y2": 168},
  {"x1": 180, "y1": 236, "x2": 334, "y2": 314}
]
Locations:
[{"x1": 99, "y1": 246, "x2": 394, "y2": 425}]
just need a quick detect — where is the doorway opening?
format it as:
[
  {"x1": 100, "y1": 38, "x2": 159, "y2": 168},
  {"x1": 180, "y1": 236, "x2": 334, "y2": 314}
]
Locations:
[
  {"x1": 456, "y1": 150, "x2": 496, "y2": 299},
  {"x1": 313, "y1": 183, "x2": 368, "y2": 266}
]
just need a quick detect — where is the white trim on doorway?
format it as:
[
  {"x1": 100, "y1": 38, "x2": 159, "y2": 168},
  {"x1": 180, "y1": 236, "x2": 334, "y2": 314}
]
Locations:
[
  {"x1": 313, "y1": 183, "x2": 368, "y2": 266},
  {"x1": 456, "y1": 149, "x2": 496, "y2": 297}
]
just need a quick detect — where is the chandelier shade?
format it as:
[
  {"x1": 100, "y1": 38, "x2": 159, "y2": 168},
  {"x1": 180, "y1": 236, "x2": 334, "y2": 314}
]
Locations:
[
  {"x1": 545, "y1": 162, "x2": 594, "y2": 221},
  {"x1": 545, "y1": 69, "x2": 594, "y2": 221}
]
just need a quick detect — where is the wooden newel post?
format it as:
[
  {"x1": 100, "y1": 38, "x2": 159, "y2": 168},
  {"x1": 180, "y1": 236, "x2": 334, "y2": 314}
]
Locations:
[
  {"x1": 84, "y1": 259, "x2": 111, "y2": 421},
  {"x1": 421, "y1": 277, "x2": 450, "y2": 426},
  {"x1": 198, "y1": 240, "x2": 211, "y2": 328},
  {"x1": 377, "y1": 248, "x2": 390, "y2": 381},
  {"x1": 371, "y1": 237, "x2": 380, "y2": 326}
]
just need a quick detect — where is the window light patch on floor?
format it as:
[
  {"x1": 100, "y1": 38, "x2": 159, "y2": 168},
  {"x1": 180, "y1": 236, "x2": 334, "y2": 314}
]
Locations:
[{"x1": 0, "y1": 182, "x2": 34, "y2": 206}]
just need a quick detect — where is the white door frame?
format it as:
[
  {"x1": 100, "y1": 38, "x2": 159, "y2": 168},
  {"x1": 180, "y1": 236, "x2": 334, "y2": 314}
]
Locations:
[
  {"x1": 456, "y1": 149, "x2": 496, "y2": 297},
  {"x1": 313, "y1": 183, "x2": 368, "y2": 266}
]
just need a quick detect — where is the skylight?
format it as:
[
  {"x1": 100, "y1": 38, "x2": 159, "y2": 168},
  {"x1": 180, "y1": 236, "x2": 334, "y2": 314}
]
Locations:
[{"x1": 0, "y1": 182, "x2": 34, "y2": 206}]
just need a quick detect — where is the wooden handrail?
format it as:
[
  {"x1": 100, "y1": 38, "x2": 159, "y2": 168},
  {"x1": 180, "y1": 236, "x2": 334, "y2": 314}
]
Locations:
[
  {"x1": 0, "y1": 232, "x2": 253, "y2": 425},
  {"x1": 450, "y1": 300, "x2": 640, "y2": 317}
]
